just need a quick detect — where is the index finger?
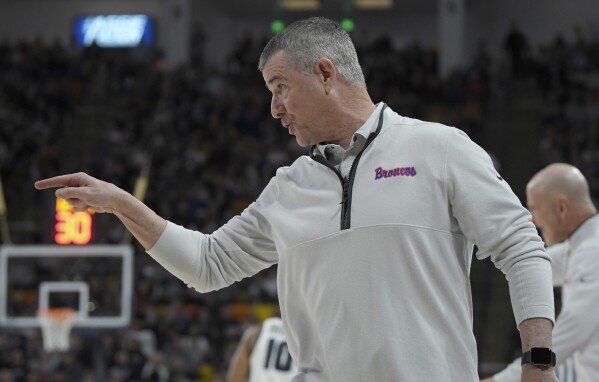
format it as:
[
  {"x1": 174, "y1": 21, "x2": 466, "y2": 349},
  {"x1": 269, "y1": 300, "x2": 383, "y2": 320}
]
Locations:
[{"x1": 34, "y1": 173, "x2": 88, "y2": 190}]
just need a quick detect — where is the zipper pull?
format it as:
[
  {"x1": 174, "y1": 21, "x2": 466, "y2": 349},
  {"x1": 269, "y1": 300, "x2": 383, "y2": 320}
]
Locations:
[{"x1": 340, "y1": 178, "x2": 349, "y2": 205}]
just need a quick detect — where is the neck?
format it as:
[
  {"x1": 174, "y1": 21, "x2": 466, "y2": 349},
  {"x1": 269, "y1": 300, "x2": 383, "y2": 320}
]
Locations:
[
  {"x1": 330, "y1": 90, "x2": 376, "y2": 149},
  {"x1": 567, "y1": 207, "x2": 597, "y2": 238}
]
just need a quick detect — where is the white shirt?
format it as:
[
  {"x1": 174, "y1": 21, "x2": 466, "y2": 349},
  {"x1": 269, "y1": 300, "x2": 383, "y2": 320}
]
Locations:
[
  {"x1": 494, "y1": 214, "x2": 599, "y2": 382},
  {"x1": 148, "y1": 105, "x2": 554, "y2": 381}
]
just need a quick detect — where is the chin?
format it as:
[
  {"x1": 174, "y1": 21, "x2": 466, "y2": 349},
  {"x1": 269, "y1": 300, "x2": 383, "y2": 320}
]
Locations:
[{"x1": 294, "y1": 137, "x2": 311, "y2": 147}]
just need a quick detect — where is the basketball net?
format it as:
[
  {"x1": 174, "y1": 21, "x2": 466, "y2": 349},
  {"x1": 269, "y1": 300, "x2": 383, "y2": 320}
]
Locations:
[{"x1": 37, "y1": 308, "x2": 76, "y2": 352}]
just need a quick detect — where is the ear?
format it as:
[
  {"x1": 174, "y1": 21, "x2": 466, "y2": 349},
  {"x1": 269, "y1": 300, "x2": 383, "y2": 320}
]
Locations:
[
  {"x1": 555, "y1": 195, "x2": 570, "y2": 222},
  {"x1": 314, "y1": 58, "x2": 336, "y2": 94}
]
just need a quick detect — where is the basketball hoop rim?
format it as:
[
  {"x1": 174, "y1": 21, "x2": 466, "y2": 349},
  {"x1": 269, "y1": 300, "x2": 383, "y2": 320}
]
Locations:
[{"x1": 37, "y1": 308, "x2": 77, "y2": 323}]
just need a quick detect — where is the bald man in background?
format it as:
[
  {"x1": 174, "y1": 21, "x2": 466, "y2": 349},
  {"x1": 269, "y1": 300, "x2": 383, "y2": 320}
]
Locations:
[{"x1": 484, "y1": 163, "x2": 599, "y2": 382}]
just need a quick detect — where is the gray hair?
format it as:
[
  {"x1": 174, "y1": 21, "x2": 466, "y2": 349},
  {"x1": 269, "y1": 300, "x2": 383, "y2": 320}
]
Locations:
[{"x1": 258, "y1": 17, "x2": 366, "y2": 88}]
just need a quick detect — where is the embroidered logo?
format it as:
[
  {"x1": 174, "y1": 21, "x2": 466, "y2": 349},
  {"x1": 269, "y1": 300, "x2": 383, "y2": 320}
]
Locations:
[{"x1": 374, "y1": 166, "x2": 417, "y2": 180}]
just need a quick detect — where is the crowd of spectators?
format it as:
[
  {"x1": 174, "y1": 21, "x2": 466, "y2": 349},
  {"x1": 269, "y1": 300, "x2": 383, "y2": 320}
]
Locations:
[{"x1": 0, "y1": 22, "x2": 598, "y2": 381}]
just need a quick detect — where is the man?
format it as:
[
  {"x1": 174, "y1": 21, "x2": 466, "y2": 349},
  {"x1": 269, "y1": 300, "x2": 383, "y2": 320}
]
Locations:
[
  {"x1": 483, "y1": 163, "x2": 599, "y2": 382},
  {"x1": 226, "y1": 316, "x2": 295, "y2": 382},
  {"x1": 35, "y1": 17, "x2": 557, "y2": 381}
]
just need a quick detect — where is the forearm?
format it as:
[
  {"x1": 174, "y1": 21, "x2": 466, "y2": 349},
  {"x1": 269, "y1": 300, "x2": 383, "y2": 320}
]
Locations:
[
  {"x1": 491, "y1": 319, "x2": 555, "y2": 382},
  {"x1": 518, "y1": 317, "x2": 553, "y2": 351},
  {"x1": 113, "y1": 191, "x2": 167, "y2": 249},
  {"x1": 518, "y1": 318, "x2": 556, "y2": 377},
  {"x1": 226, "y1": 353, "x2": 249, "y2": 382},
  {"x1": 226, "y1": 332, "x2": 253, "y2": 382}
]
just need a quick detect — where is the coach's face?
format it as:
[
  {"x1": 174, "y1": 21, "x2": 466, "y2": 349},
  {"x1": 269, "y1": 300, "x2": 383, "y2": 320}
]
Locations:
[
  {"x1": 526, "y1": 186, "x2": 565, "y2": 246},
  {"x1": 263, "y1": 51, "x2": 334, "y2": 147}
]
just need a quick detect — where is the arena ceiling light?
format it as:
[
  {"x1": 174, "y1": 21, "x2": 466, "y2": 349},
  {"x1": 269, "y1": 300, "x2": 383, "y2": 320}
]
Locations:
[
  {"x1": 281, "y1": 0, "x2": 321, "y2": 11},
  {"x1": 354, "y1": 0, "x2": 393, "y2": 9}
]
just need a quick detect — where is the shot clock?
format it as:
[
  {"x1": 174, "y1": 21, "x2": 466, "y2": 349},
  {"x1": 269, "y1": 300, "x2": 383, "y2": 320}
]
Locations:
[{"x1": 54, "y1": 198, "x2": 93, "y2": 245}]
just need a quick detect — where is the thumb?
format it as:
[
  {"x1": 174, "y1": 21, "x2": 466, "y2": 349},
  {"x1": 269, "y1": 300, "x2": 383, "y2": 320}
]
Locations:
[{"x1": 55, "y1": 187, "x2": 88, "y2": 201}]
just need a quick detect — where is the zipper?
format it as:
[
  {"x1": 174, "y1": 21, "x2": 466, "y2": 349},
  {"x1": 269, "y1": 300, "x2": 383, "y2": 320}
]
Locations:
[
  {"x1": 309, "y1": 104, "x2": 387, "y2": 230},
  {"x1": 341, "y1": 178, "x2": 350, "y2": 228},
  {"x1": 341, "y1": 130, "x2": 380, "y2": 229}
]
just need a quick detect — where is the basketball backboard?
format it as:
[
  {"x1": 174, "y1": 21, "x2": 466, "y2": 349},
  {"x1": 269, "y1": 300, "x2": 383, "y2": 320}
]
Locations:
[{"x1": 0, "y1": 245, "x2": 133, "y2": 328}]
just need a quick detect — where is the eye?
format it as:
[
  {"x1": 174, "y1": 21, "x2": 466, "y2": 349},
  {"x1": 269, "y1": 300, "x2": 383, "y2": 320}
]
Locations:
[{"x1": 271, "y1": 84, "x2": 286, "y2": 96}]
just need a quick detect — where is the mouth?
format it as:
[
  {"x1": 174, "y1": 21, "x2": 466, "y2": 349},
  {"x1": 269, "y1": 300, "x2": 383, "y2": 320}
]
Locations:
[{"x1": 283, "y1": 122, "x2": 295, "y2": 134}]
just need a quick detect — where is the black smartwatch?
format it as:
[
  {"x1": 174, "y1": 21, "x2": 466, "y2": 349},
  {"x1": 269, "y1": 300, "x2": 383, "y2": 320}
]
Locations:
[{"x1": 521, "y1": 347, "x2": 556, "y2": 369}]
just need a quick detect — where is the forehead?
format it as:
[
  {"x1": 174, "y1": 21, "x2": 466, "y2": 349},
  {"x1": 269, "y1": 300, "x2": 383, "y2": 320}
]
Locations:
[
  {"x1": 526, "y1": 185, "x2": 545, "y2": 205},
  {"x1": 262, "y1": 51, "x2": 296, "y2": 82}
]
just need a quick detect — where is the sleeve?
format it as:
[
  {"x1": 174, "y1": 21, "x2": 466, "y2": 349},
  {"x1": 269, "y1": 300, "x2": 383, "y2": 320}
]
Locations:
[
  {"x1": 146, "y1": 178, "x2": 280, "y2": 293},
  {"x1": 445, "y1": 128, "x2": 554, "y2": 326}
]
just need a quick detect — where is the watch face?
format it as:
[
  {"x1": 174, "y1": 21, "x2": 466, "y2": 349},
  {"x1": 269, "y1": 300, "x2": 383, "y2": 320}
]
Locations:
[{"x1": 530, "y1": 348, "x2": 553, "y2": 364}]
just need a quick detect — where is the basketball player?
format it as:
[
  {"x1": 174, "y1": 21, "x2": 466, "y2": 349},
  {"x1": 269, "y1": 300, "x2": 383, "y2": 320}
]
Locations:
[{"x1": 227, "y1": 316, "x2": 295, "y2": 382}]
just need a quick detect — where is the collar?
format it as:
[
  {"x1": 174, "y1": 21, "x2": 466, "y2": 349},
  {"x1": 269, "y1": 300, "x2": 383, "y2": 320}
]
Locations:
[
  {"x1": 568, "y1": 212, "x2": 599, "y2": 249},
  {"x1": 315, "y1": 102, "x2": 386, "y2": 158}
]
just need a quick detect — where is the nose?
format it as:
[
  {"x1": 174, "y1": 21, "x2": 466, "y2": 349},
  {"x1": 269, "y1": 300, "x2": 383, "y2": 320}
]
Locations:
[
  {"x1": 271, "y1": 95, "x2": 285, "y2": 119},
  {"x1": 530, "y1": 211, "x2": 540, "y2": 227}
]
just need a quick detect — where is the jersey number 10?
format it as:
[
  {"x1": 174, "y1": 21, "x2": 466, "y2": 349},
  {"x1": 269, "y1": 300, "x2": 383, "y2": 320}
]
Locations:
[{"x1": 264, "y1": 339, "x2": 293, "y2": 371}]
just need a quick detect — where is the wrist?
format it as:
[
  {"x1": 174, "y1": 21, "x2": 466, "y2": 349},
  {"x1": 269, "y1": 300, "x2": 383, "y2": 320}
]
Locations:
[
  {"x1": 522, "y1": 364, "x2": 558, "y2": 382},
  {"x1": 522, "y1": 363, "x2": 555, "y2": 373},
  {"x1": 112, "y1": 187, "x2": 140, "y2": 216},
  {"x1": 521, "y1": 347, "x2": 556, "y2": 370},
  {"x1": 518, "y1": 318, "x2": 553, "y2": 350}
]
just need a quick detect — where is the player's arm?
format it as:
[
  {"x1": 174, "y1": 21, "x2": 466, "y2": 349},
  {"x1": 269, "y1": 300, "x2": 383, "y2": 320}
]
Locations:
[
  {"x1": 35, "y1": 172, "x2": 166, "y2": 249},
  {"x1": 226, "y1": 324, "x2": 261, "y2": 382}
]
